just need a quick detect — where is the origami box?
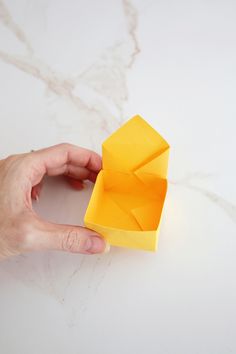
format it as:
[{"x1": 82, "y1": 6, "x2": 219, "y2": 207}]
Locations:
[{"x1": 84, "y1": 115, "x2": 170, "y2": 251}]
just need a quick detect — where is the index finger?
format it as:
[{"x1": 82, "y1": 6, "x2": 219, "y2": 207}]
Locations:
[{"x1": 28, "y1": 143, "x2": 102, "y2": 184}]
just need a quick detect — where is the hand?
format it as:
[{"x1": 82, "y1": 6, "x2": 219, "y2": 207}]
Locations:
[{"x1": 0, "y1": 143, "x2": 109, "y2": 260}]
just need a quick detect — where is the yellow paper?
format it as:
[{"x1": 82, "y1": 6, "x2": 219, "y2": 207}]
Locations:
[{"x1": 84, "y1": 115, "x2": 170, "y2": 251}]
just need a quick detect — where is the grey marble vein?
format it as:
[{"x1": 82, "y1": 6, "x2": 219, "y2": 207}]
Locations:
[
  {"x1": 123, "y1": 0, "x2": 140, "y2": 68},
  {"x1": 186, "y1": 184, "x2": 236, "y2": 224},
  {"x1": 0, "y1": 0, "x2": 33, "y2": 54},
  {"x1": 171, "y1": 173, "x2": 236, "y2": 224},
  {"x1": 0, "y1": 0, "x2": 141, "y2": 137}
]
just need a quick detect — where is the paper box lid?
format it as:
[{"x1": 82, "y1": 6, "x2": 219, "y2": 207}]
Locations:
[{"x1": 102, "y1": 115, "x2": 170, "y2": 181}]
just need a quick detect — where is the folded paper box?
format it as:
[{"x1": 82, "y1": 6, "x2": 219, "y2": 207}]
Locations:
[{"x1": 84, "y1": 115, "x2": 170, "y2": 251}]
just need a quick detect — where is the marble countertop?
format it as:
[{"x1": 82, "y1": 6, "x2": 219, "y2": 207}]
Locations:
[{"x1": 0, "y1": 0, "x2": 236, "y2": 353}]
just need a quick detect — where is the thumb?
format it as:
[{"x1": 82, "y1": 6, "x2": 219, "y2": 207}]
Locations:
[{"x1": 26, "y1": 218, "x2": 109, "y2": 255}]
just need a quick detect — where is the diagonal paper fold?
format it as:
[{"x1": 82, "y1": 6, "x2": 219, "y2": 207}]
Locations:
[{"x1": 84, "y1": 115, "x2": 170, "y2": 251}]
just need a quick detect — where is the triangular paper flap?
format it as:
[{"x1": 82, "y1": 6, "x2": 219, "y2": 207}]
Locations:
[
  {"x1": 146, "y1": 178, "x2": 167, "y2": 200},
  {"x1": 102, "y1": 115, "x2": 169, "y2": 173},
  {"x1": 134, "y1": 149, "x2": 170, "y2": 183},
  {"x1": 108, "y1": 190, "x2": 149, "y2": 215},
  {"x1": 102, "y1": 167, "x2": 167, "y2": 203},
  {"x1": 107, "y1": 187, "x2": 163, "y2": 231},
  {"x1": 102, "y1": 145, "x2": 130, "y2": 174},
  {"x1": 106, "y1": 171, "x2": 167, "y2": 199},
  {"x1": 89, "y1": 191, "x2": 141, "y2": 231},
  {"x1": 134, "y1": 177, "x2": 167, "y2": 200},
  {"x1": 131, "y1": 199, "x2": 164, "y2": 231},
  {"x1": 102, "y1": 170, "x2": 137, "y2": 191},
  {"x1": 105, "y1": 173, "x2": 146, "y2": 195},
  {"x1": 103, "y1": 170, "x2": 167, "y2": 201}
]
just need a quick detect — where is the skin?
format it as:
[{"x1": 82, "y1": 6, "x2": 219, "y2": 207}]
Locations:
[{"x1": 0, "y1": 143, "x2": 109, "y2": 261}]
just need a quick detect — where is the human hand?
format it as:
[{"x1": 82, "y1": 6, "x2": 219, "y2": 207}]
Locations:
[{"x1": 0, "y1": 143, "x2": 109, "y2": 260}]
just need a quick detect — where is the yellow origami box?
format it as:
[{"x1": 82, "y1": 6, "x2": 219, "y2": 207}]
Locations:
[{"x1": 84, "y1": 115, "x2": 170, "y2": 251}]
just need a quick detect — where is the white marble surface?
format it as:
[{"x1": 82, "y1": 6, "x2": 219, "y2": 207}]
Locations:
[{"x1": 0, "y1": 0, "x2": 236, "y2": 353}]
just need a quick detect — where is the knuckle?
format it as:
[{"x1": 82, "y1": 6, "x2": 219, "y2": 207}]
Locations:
[{"x1": 62, "y1": 230, "x2": 81, "y2": 252}]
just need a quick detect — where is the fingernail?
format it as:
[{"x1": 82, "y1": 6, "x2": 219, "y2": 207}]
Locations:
[
  {"x1": 103, "y1": 242, "x2": 110, "y2": 254},
  {"x1": 85, "y1": 236, "x2": 109, "y2": 254}
]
